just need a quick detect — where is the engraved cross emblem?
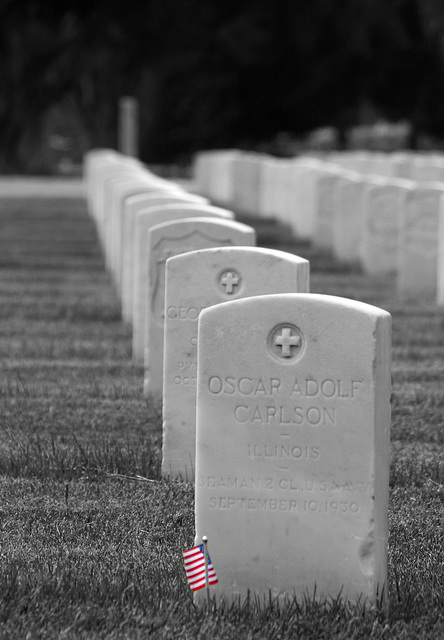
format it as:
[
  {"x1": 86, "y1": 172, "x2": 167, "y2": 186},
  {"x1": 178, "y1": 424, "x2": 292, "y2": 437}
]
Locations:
[
  {"x1": 274, "y1": 328, "x2": 300, "y2": 357},
  {"x1": 221, "y1": 271, "x2": 240, "y2": 294}
]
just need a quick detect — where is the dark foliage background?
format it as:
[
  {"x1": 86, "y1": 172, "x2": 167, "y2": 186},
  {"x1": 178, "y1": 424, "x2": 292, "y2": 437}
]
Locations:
[{"x1": 1, "y1": 0, "x2": 444, "y2": 171}]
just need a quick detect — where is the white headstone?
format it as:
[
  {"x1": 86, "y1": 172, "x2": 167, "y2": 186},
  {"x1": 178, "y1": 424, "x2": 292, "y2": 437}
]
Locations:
[
  {"x1": 436, "y1": 195, "x2": 444, "y2": 305},
  {"x1": 107, "y1": 177, "x2": 155, "y2": 287},
  {"x1": 365, "y1": 153, "x2": 395, "y2": 178},
  {"x1": 274, "y1": 160, "x2": 294, "y2": 224},
  {"x1": 103, "y1": 170, "x2": 173, "y2": 272},
  {"x1": 331, "y1": 172, "x2": 367, "y2": 263},
  {"x1": 360, "y1": 179, "x2": 412, "y2": 274},
  {"x1": 390, "y1": 152, "x2": 414, "y2": 181},
  {"x1": 97, "y1": 163, "x2": 145, "y2": 249},
  {"x1": 121, "y1": 192, "x2": 208, "y2": 322},
  {"x1": 194, "y1": 151, "x2": 216, "y2": 197},
  {"x1": 232, "y1": 153, "x2": 262, "y2": 216},
  {"x1": 144, "y1": 217, "x2": 256, "y2": 398},
  {"x1": 207, "y1": 150, "x2": 240, "y2": 206},
  {"x1": 397, "y1": 184, "x2": 444, "y2": 300},
  {"x1": 411, "y1": 156, "x2": 444, "y2": 183},
  {"x1": 89, "y1": 155, "x2": 140, "y2": 227},
  {"x1": 132, "y1": 204, "x2": 235, "y2": 361},
  {"x1": 259, "y1": 158, "x2": 277, "y2": 218},
  {"x1": 286, "y1": 159, "x2": 325, "y2": 240},
  {"x1": 313, "y1": 167, "x2": 345, "y2": 249},
  {"x1": 195, "y1": 293, "x2": 391, "y2": 606},
  {"x1": 84, "y1": 149, "x2": 119, "y2": 217},
  {"x1": 162, "y1": 247, "x2": 310, "y2": 480}
]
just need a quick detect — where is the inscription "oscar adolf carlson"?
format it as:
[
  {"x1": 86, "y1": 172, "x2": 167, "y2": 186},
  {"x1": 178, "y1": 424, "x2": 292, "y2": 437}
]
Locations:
[{"x1": 207, "y1": 376, "x2": 364, "y2": 427}]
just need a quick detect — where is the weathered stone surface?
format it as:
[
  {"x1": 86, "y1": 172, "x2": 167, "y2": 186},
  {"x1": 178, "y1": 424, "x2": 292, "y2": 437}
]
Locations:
[
  {"x1": 313, "y1": 167, "x2": 346, "y2": 249},
  {"x1": 360, "y1": 179, "x2": 412, "y2": 274},
  {"x1": 107, "y1": 177, "x2": 154, "y2": 287},
  {"x1": 397, "y1": 184, "x2": 444, "y2": 300},
  {"x1": 162, "y1": 247, "x2": 309, "y2": 480},
  {"x1": 143, "y1": 217, "x2": 256, "y2": 398},
  {"x1": 195, "y1": 293, "x2": 391, "y2": 606},
  {"x1": 286, "y1": 159, "x2": 325, "y2": 240},
  {"x1": 132, "y1": 204, "x2": 235, "y2": 361},
  {"x1": 331, "y1": 172, "x2": 367, "y2": 263},
  {"x1": 121, "y1": 192, "x2": 207, "y2": 322}
]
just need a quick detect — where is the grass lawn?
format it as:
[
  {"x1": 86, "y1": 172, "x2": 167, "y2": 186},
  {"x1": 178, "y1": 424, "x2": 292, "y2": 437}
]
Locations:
[{"x1": 0, "y1": 193, "x2": 442, "y2": 638}]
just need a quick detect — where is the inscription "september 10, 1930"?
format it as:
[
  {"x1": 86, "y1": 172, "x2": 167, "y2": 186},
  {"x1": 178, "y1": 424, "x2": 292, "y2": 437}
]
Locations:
[
  {"x1": 197, "y1": 476, "x2": 367, "y2": 513},
  {"x1": 206, "y1": 375, "x2": 364, "y2": 427}
]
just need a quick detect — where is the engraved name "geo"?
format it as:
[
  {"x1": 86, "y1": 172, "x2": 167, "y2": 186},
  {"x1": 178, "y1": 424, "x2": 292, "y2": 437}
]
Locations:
[
  {"x1": 208, "y1": 376, "x2": 363, "y2": 398},
  {"x1": 166, "y1": 306, "x2": 206, "y2": 320}
]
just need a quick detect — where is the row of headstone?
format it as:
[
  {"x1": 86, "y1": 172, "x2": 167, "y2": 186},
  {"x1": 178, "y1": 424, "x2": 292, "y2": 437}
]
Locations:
[
  {"x1": 85, "y1": 149, "x2": 256, "y2": 395},
  {"x1": 84, "y1": 148, "x2": 391, "y2": 609},
  {"x1": 194, "y1": 149, "x2": 444, "y2": 303}
]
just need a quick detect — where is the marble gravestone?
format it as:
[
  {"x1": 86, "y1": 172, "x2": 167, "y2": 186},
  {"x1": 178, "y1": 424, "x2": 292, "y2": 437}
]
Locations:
[
  {"x1": 132, "y1": 204, "x2": 235, "y2": 361},
  {"x1": 411, "y1": 156, "x2": 444, "y2": 183},
  {"x1": 97, "y1": 165, "x2": 146, "y2": 250},
  {"x1": 313, "y1": 169, "x2": 345, "y2": 249},
  {"x1": 208, "y1": 150, "x2": 241, "y2": 207},
  {"x1": 274, "y1": 160, "x2": 293, "y2": 223},
  {"x1": 92, "y1": 159, "x2": 143, "y2": 237},
  {"x1": 390, "y1": 152, "x2": 414, "y2": 181},
  {"x1": 108, "y1": 175, "x2": 192, "y2": 287},
  {"x1": 331, "y1": 172, "x2": 366, "y2": 264},
  {"x1": 143, "y1": 218, "x2": 256, "y2": 398},
  {"x1": 107, "y1": 177, "x2": 154, "y2": 287},
  {"x1": 259, "y1": 158, "x2": 279, "y2": 218},
  {"x1": 232, "y1": 153, "x2": 262, "y2": 216},
  {"x1": 436, "y1": 195, "x2": 444, "y2": 306},
  {"x1": 360, "y1": 179, "x2": 412, "y2": 274},
  {"x1": 121, "y1": 192, "x2": 208, "y2": 322},
  {"x1": 162, "y1": 247, "x2": 310, "y2": 481},
  {"x1": 84, "y1": 149, "x2": 119, "y2": 218},
  {"x1": 286, "y1": 159, "x2": 324, "y2": 241},
  {"x1": 397, "y1": 184, "x2": 444, "y2": 300},
  {"x1": 195, "y1": 294, "x2": 391, "y2": 606}
]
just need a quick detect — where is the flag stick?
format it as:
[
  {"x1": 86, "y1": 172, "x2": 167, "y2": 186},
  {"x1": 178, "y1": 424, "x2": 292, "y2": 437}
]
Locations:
[{"x1": 202, "y1": 535, "x2": 211, "y2": 608}]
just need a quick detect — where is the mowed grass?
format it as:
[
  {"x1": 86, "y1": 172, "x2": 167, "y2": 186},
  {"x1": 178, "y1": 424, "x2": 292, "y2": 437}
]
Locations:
[{"x1": 0, "y1": 195, "x2": 442, "y2": 639}]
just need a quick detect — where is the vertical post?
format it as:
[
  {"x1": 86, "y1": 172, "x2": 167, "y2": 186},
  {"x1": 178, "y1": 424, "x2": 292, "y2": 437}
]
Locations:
[
  {"x1": 202, "y1": 535, "x2": 211, "y2": 608},
  {"x1": 118, "y1": 96, "x2": 139, "y2": 158}
]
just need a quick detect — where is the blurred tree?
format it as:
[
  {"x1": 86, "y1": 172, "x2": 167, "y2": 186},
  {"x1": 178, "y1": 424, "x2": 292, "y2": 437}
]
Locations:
[
  {"x1": 0, "y1": 0, "x2": 443, "y2": 171},
  {"x1": 413, "y1": 0, "x2": 444, "y2": 139},
  {"x1": 417, "y1": 0, "x2": 444, "y2": 41},
  {"x1": 0, "y1": 0, "x2": 134, "y2": 171}
]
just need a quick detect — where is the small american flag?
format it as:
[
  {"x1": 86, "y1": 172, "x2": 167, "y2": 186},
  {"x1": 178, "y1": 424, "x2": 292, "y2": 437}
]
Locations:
[{"x1": 183, "y1": 544, "x2": 218, "y2": 592}]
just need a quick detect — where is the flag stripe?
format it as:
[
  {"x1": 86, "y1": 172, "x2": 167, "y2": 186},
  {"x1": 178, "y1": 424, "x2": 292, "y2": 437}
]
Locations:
[
  {"x1": 185, "y1": 561, "x2": 216, "y2": 575},
  {"x1": 187, "y1": 565, "x2": 216, "y2": 576},
  {"x1": 186, "y1": 566, "x2": 216, "y2": 578},
  {"x1": 189, "y1": 575, "x2": 217, "y2": 585},
  {"x1": 191, "y1": 580, "x2": 206, "y2": 591},
  {"x1": 188, "y1": 570, "x2": 217, "y2": 583},
  {"x1": 183, "y1": 544, "x2": 218, "y2": 592},
  {"x1": 189, "y1": 576, "x2": 218, "y2": 590},
  {"x1": 186, "y1": 558, "x2": 202, "y2": 567},
  {"x1": 183, "y1": 547, "x2": 202, "y2": 559}
]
